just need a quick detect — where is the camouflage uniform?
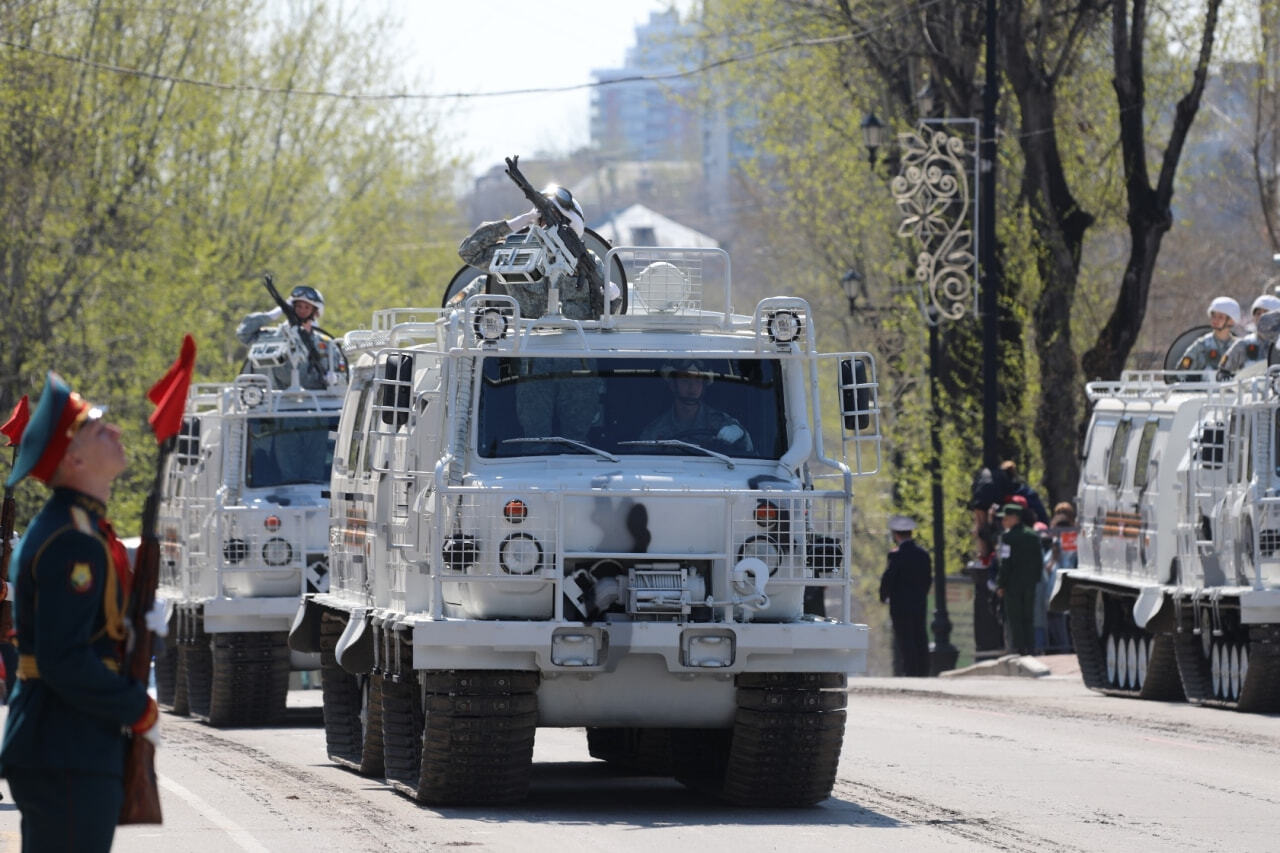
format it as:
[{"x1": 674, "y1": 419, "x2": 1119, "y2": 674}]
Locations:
[
  {"x1": 639, "y1": 404, "x2": 753, "y2": 453},
  {"x1": 236, "y1": 312, "x2": 337, "y2": 390},
  {"x1": 1177, "y1": 331, "x2": 1235, "y2": 373},
  {"x1": 1218, "y1": 311, "x2": 1280, "y2": 378},
  {"x1": 457, "y1": 220, "x2": 606, "y2": 321}
]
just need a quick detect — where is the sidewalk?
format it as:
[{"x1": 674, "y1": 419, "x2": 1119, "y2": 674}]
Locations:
[{"x1": 940, "y1": 653, "x2": 1080, "y2": 679}]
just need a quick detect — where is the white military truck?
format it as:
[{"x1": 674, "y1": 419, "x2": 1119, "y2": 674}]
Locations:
[
  {"x1": 290, "y1": 245, "x2": 880, "y2": 805},
  {"x1": 1053, "y1": 366, "x2": 1280, "y2": 711},
  {"x1": 155, "y1": 318, "x2": 347, "y2": 725}
]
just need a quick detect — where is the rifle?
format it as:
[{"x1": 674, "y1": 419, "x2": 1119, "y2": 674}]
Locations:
[
  {"x1": 503, "y1": 156, "x2": 606, "y2": 299},
  {"x1": 262, "y1": 273, "x2": 328, "y2": 383},
  {"x1": 119, "y1": 334, "x2": 196, "y2": 825}
]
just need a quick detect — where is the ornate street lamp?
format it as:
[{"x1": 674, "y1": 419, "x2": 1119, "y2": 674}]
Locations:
[
  {"x1": 860, "y1": 113, "x2": 887, "y2": 165},
  {"x1": 888, "y1": 109, "x2": 980, "y2": 675}
]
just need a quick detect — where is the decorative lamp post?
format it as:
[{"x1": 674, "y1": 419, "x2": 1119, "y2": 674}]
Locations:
[
  {"x1": 860, "y1": 113, "x2": 886, "y2": 165},
  {"x1": 888, "y1": 96, "x2": 979, "y2": 675}
]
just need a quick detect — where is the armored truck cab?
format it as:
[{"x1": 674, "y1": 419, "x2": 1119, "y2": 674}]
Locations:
[
  {"x1": 155, "y1": 334, "x2": 346, "y2": 726},
  {"x1": 1054, "y1": 368, "x2": 1280, "y2": 711},
  {"x1": 292, "y1": 247, "x2": 880, "y2": 805}
]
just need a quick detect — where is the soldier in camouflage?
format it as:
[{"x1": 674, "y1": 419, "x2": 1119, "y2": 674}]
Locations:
[
  {"x1": 1219, "y1": 298, "x2": 1280, "y2": 379},
  {"x1": 456, "y1": 185, "x2": 609, "y2": 321},
  {"x1": 1177, "y1": 295, "x2": 1240, "y2": 373}
]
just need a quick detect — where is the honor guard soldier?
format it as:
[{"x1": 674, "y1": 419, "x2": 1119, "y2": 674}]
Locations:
[
  {"x1": 0, "y1": 373, "x2": 160, "y2": 852},
  {"x1": 879, "y1": 515, "x2": 932, "y2": 677},
  {"x1": 1177, "y1": 295, "x2": 1239, "y2": 373},
  {"x1": 1218, "y1": 297, "x2": 1280, "y2": 379}
]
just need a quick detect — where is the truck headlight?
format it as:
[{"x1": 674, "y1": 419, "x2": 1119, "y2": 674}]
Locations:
[
  {"x1": 262, "y1": 536, "x2": 293, "y2": 566},
  {"x1": 500, "y1": 534, "x2": 542, "y2": 574},
  {"x1": 737, "y1": 535, "x2": 781, "y2": 576},
  {"x1": 223, "y1": 538, "x2": 248, "y2": 564}
]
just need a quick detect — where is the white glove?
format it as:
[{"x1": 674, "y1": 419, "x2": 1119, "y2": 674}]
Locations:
[
  {"x1": 716, "y1": 424, "x2": 745, "y2": 444},
  {"x1": 144, "y1": 598, "x2": 169, "y2": 637},
  {"x1": 142, "y1": 717, "x2": 161, "y2": 749},
  {"x1": 326, "y1": 370, "x2": 339, "y2": 387},
  {"x1": 607, "y1": 280, "x2": 621, "y2": 302},
  {"x1": 266, "y1": 305, "x2": 284, "y2": 319},
  {"x1": 506, "y1": 208, "x2": 539, "y2": 233}
]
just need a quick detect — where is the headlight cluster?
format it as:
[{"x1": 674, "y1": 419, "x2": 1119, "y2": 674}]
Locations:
[{"x1": 443, "y1": 497, "x2": 546, "y2": 574}]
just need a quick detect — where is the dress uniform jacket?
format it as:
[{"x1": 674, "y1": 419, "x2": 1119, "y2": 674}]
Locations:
[
  {"x1": 879, "y1": 537, "x2": 932, "y2": 676},
  {"x1": 0, "y1": 488, "x2": 149, "y2": 777}
]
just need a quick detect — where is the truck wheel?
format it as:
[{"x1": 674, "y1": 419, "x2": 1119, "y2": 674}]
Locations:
[
  {"x1": 413, "y1": 670, "x2": 539, "y2": 805},
  {"x1": 207, "y1": 632, "x2": 290, "y2": 727},
  {"x1": 720, "y1": 672, "x2": 847, "y2": 807},
  {"x1": 381, "y1": 669, "x2": 425, "y2": 791},
  {"x1": 320, "y1": 613, "x2": 370, "y2": 770},
  {"x1": 154, "y1": 615, "x2": 184, "y2": 713},
  {"x1": 184, "y1": 619, "x2": 213, "y2": 720}
]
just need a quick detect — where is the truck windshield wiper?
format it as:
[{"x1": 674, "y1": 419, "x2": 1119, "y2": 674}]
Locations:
[
  {"x1": 502, "y1": 436, "x2": 619, "y2": 462},
  {"x1": 618, "y1": 439, "x2": 735, "y2": 469}
]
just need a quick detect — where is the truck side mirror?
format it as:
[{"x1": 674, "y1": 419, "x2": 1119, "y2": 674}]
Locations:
[
  {"x1": 380, "y1": 354, "x2": 413, "y2": 427},
  {"x1": 840, "y1": 357, "x2": 871, "y2": 431}
]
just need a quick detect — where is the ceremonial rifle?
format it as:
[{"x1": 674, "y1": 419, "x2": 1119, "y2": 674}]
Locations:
[{"x1": 119, "y1": 334, "x2": 196, "y2": 825}]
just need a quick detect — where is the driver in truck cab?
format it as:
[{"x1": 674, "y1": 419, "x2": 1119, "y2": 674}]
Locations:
[{"x1": 639, "y1": 359, "x2": 753, "y2": 452}]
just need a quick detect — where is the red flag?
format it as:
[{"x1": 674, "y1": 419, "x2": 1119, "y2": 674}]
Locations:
[
  {"x1": 1, "y1": 396, "x2": 29, "y2": 448},
  {"x1": 147, "y1": 335, "x2": 197, "y2": 443}
]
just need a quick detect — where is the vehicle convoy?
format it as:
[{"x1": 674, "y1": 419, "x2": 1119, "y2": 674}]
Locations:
[
  {"x1": 289, "y1": 242, "x2": 881, "y2": 806},
  {"x1": 155, "y1": 290, "x2": 347, "y2": 726},
  {"x1": 1052, "y1": 361, "x2": 1280, "y2": 712}
]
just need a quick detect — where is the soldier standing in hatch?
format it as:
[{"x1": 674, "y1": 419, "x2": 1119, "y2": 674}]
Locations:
[
  {"x1": 996, "y1": 503, "x2": 1043, "y2": 656},
  {"x1": 879, "y1": 515, "x2": 932, "y2": 677}
]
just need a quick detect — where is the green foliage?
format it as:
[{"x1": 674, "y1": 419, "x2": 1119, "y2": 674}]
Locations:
[{"x1": 0, "y1": 0, "x2": 459, "y2": 531}]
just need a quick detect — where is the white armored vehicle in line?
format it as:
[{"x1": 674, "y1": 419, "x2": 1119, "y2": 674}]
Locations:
[
  {"x1": 1053, "y1": 364, "x2": 1280, "y2": 712},
  {"x1": 155, "y1": 305, "x2": 347, "y2": 725},
  {"x1": 290, "y1": 244, "x2": 880, "y2": 805}
]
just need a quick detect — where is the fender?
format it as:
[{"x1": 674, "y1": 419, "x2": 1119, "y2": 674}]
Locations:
[
  {"x1": 287, "y1": 597, "x2": 322, "y2": 654},
  {"x1": 1133, "y1": 586, "x2": 1174, "y2": 633},
  {"x1": 336, "y1": 608, "x2": 374, "y2": 675}
]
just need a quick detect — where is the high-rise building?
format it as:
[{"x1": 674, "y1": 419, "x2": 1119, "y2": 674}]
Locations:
[{"x1": 590, "y1": 10, "x2": 699, "y2": 161}]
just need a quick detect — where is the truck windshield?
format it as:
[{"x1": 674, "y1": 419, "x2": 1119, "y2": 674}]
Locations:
[
  {"x1": 477, "y1": 357, "x2": 788, "y2": 460},
  {"x1": 246, "y1": 415, "x2": 339, "y2": 487}
]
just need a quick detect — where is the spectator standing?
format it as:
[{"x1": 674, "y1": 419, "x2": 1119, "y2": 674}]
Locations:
[
  {"x1": 996, "y1": 503, "x2": 1043, "y2": 655},
  {"x1": 879, "y1": 515, "x2": 932, "y2": 677},
  {"x1": 1000, "y1": 460, "x2": 1048, "y2": 525}
]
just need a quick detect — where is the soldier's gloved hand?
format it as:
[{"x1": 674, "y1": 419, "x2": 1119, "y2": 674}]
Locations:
[
  {"x1": 716, "y1": 424, "x2": 745, "y2": 444},
  {"x1": 144, "y1": 598, "x2": 168, "y2": 637},
  {"x1": 266, "y1": 306, "x2": 284, "y2": 320},
  {"x1": 506, "y1": 208, "x2": 539, "y2": 233},
  {"x1": 326, "y1": 371, "x2": 339, "y2": 387},
  {"x1": 132, "y1": 697, "x2": 161, "y2": 749}
]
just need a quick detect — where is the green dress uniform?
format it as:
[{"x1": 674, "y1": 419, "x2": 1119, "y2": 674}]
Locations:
[
  {"x1": 0, "y1": 373, "x2": 153, "y2": 853},
  {"x1": 996, "y1": 510, "x2": 1044, "y2": 655}
]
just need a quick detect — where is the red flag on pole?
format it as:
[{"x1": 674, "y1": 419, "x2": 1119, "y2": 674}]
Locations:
[
  {"x1": 1, "y1": 396, "x2": 30, "y2": 448},
  {"x1": 147, "y1": 335, "x2": 196, "y2": 443}
]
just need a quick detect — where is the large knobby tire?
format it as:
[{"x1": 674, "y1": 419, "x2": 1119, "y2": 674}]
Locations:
[
  {"x1": 154, "y1": 615, "x2": 182, "y2": 713},
  {"x1": 413, "y1": 670, "x2": 539, "y2": 806},
  {"x1": 207, "y1": 632, "x2": 290, "y2": 727},
  {"x1": 320, "y1": 612, "x2": 366, "y2": 768},
  {"x1": 184, "y1": 620, "x2": 213, "y2": 720},
  {"x1": 719, "y1": 672, "x2": 847, "y2": 807},
  {"x1": 381, "y1": 670, "x2": 425, "y2": 791}
]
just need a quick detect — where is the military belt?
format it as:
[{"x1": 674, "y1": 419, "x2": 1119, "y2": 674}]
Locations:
[{"x1": 17, "y1": 653, "x2": 120, "y2": 680}]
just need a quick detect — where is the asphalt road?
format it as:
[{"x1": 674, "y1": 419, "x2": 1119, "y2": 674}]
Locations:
[{"x1": 0, "y1": 663, "x2": 1276, "y2": 852}]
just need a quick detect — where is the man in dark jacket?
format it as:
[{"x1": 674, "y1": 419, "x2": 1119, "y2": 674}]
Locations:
[
  {"x1": 996, "y1": 502, "x2": 1044, "y2": 655},
  {"x1": 879, "y1": 515, "x2": 932, "y2": 676}
]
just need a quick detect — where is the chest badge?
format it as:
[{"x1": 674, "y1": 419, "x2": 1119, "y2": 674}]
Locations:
[{"x1": 69, "y1": 562, "x2": 93, "y2": 594}]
